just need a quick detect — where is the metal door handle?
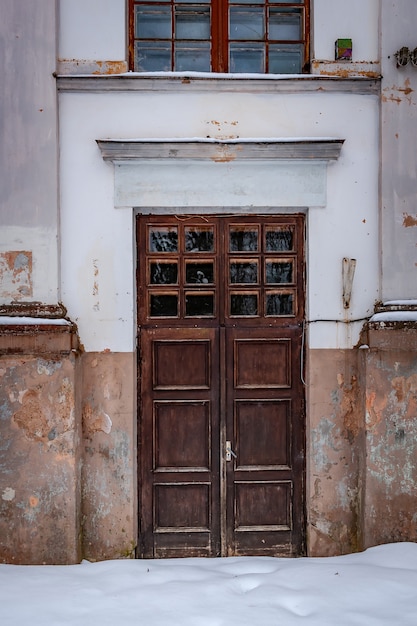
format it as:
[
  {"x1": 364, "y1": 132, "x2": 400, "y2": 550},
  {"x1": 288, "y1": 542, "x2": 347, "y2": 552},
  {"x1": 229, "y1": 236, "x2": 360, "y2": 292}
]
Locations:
[{"x1": 225, "y1": 441, "x2": 237, "y2": 462}]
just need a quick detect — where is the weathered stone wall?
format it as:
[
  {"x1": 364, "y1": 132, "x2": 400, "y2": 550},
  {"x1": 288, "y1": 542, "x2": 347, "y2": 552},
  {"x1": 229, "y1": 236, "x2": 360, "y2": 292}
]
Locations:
[
  {"x1": 0, "y1": 323, "x2": 81, "y2": 564},
  {"x1": 308, "y1": 348, "x2": 365, "y2": 556},
  {"x1": 2, "y1": 321, "x2": 417, "y2": 563},
  {"x1": 81, "y1": 351, "x2": 137, "y2": 560},
  {"x1": 362, "y1": 324, "x2": 417, "y2": 548}
]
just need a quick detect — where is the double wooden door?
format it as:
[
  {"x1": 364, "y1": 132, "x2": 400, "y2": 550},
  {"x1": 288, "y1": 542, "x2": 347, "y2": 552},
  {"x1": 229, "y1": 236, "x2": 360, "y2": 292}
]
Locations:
[{"x1": 137, "y1": 215, "x2": 305, "y2": 557}]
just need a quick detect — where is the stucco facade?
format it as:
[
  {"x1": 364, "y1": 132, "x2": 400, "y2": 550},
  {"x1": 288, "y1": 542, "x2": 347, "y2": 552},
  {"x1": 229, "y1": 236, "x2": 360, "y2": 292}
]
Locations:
[{"x1": 1, "y1": 0, "x2": 417, "y2": 563}]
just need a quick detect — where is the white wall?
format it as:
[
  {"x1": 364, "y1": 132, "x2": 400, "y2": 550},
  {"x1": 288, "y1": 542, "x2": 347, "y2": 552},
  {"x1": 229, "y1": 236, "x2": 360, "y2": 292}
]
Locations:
[
  {"x1": 380, "y1": 0, "x2": 417, "y2": 300},
  {"x1": 313, "y1": 0, "x2": 380, "y2": 61},
  {"x1": 0, "y1": 0, "x2": 59, "y2": 305},
  {"x1": 59, "y1": 0, "x2": 126, "y2": 61},
  {"x1": 59, "y1": 89, "x2": 379, "y2": 352}
]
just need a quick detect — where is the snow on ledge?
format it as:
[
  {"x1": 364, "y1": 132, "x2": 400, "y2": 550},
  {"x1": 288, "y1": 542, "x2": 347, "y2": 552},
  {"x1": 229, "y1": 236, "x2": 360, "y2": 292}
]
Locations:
[
  {"x1": 370, "y1": 311, "x2": 417, "y2": 323},
  {"x1": 0, "y1": 316, "x2": 71, "y2": 326},
  {"x1": 383, "y1": 300, "x2": 417, "y2": 306}
]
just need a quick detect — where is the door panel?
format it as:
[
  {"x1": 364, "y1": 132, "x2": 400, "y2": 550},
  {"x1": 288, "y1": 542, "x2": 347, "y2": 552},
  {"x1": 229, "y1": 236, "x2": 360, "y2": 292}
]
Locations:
[
  {"x1": 225, "y1": 326, "x2": 304, "y2": 556},
  {"x1": 139, "y1": 327, "x2": 220, "y2": 557},
  {"x1": 137, "y1": 215, "x2": 305, "y2": 558}
]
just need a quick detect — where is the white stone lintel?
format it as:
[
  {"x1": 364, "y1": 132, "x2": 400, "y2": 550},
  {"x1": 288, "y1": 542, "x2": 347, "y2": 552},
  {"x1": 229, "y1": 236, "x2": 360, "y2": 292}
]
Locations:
[{"x1": 97, "y1": 138, "x2": 344, "y2": 209}]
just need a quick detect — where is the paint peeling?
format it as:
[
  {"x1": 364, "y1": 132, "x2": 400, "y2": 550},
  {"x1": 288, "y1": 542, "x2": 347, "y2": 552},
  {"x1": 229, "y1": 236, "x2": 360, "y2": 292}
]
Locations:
[
  {"x1": 92, "y1": 259, "x2": 100, "y2": 311},
  {"x1": 2, "y1": 487, "x2": 15, "y2": 501},
  {"x1": 205, "y1": 120, "x2": 240, "y2": 140},
  {"x1": 0, "y1": 251, "x2": 33, "y2": 300},
  {"x1": 12, "y1": 389, "x2": 50, "y2": 442},
  {"x1": 83, "y1": 403, "x2": 113, "y2": 435},
  {"x1": 311, "y1": 60, "x2": 381, "y2": 78},
  {"x1": 337, "y1": 373, "x2": 361, "y2": 439},
  {"x1": 57, "y1": 59, "x2": 128, "y2": 75},
  {"x1": 37, "y1": 359, "x2": 62, "y2": 376},
  {"x1": 402, "y1": 213, "x2": 417, "y2": 227},
  {"x1": 382, "y1": 78, "x2": 414, "y2": 105}
]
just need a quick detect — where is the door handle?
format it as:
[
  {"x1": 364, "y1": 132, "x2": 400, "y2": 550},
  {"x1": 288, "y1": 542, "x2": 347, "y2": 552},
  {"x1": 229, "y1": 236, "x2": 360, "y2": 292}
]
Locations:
[{"x1": 225, "y1": 441, "x2": 237, "y2": 462}]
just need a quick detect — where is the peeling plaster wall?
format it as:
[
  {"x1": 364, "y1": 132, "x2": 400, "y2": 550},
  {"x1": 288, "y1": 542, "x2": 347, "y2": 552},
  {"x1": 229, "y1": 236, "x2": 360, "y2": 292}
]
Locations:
[
  {"x1": 380, "y1": 1, "x2": 417, "y2": 299},
  {"x1": 81, "y1": 352, "x2": 136, "y2": 560},
  {"x1": 363, "y1": 327, "x2": 417, "y2": 547},
  {"x1": 0, "y1": 331, "x2": 82, "y2": 564},
  {"x1": 307, "y1": 349, "x2": 365, "y2": 556}
]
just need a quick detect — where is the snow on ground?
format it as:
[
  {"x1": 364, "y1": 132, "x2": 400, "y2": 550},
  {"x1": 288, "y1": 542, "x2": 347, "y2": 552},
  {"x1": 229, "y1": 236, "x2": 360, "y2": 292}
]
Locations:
[{"x1": 1, "y1": 543, "x2": 417, "y2": 626}]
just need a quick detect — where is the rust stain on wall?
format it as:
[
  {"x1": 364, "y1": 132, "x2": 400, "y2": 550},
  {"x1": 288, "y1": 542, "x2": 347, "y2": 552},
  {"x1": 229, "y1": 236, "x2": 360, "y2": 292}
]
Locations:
[
  {"x1": 311, "y1": 60, "x2": 380, "y2": 78},
  {"x1": 402, "y1": 213, "x2": 417, "y2": 227},
  {"x1": 92, "y1": 60, "x2": 128, "y2": 75},
  {"x1": 337, "y1": 373, "x2": 361, "y2": 439},
  {"x1": 365, "y1": 389, "x2": 387, "y2": 431},
  {"x1": 206, "y1": 120, "x2": 240, "y2": 140},
  {"x1": 57, "y1": 59, "x2": 128, "y2": 75},
  {"x1": 382, "y1": 78, "x2": 414, "y2": 105},
  {"x1": 0, "y1": 251, "x2": 32, "y2": 300},
  {"x1": 12, "y1": 389, "x2": 49, "y2": 442}
]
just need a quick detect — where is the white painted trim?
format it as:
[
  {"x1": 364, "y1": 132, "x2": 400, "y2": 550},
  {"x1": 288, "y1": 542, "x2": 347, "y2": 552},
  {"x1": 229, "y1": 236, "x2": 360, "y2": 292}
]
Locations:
[{"x1": 97, "y1": 138, "x2": 343, "y2": 209}]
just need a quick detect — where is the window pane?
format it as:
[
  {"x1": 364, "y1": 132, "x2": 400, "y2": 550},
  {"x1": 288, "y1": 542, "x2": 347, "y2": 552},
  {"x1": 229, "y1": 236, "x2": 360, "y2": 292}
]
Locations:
[
  {"x1": 149, "y1": 227, "x2": 178, "y2": 252},
  {"x1": 230, "y1": 293, "x2": 258, "y2": 316},
  {"x1": 265, "y1": 226, "x2": 294, "y2": 251},
  {"x1": 229, "y1": 227, "x2": 258, "y2": 251},
  {"x1": 230, "y1": 44, "x2": 265, "y2": 72},
  {"x1": 269, "y1": 9, "x2": 302, "y2": 41},
  {"x1": 150, "y1": 294, "x2": 178, "y2": 317},
  {"x1": 135, "y1": 41, "x2": 171, "y2": 71},
  {"x1": 265, "y1": 261, "x2": 293, "y2": 284},
  {"x1": 135, "y1": 6, "x2": 172, "y2": 39},
  {"x1": 150, "y1": 262, "x2": 178, "y2": 284},
  {"x1": 185, "y1": 227, "x2": 214, "y2": 252},
  {"x1": 266, "y1": 292, "x2": 294, "y2": 316},
  {"x1": 269, "y1": 44, "x2": 303, "y2": 73},
  {"x1": 175, "y1": 42, "x2": 211, "y2": 71},
  {"x1": 185, "y1": 293, "x2": 214, "y2": 316},
  {"x1": 185, "y1": 262, "x2": 214, "y2": 284},
  {"x1": 230, "y1": 261, "x2": 258, "y2": 284},
  {"x1": 175, "y1": 7, "x2": 210, "y2": 39},
  {"x1": 229, "y1": 8, "x2": 264, "y2": 40}
]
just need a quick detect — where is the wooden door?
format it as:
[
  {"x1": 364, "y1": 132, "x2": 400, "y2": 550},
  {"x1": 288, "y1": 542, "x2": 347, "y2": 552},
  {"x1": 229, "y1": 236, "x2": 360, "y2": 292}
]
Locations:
[{"x1": 137, "y1": 215, "x2": 305, "y2": 557}]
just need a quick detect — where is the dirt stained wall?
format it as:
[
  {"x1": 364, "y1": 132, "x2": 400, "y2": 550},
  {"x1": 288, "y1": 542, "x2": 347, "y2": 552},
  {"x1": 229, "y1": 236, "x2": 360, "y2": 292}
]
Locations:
[
  {"x1": 363, "y1": 326, "x2": 417, "y2": 548},
  {"x1": 81, "y1": 351, "x2": 137, "y2": 560},
  {"x1": 307, "y1": 348, "x2": 365, "y2": 556},
  {"x1": 0, "y1": 328, "x2": 82, "y2": 564}
]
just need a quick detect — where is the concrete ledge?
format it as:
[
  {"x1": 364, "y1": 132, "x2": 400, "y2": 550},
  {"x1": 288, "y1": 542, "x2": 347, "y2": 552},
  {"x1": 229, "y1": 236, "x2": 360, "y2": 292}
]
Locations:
[{"x1": 0, "y1": 322, "x2": 80, "y2": 354}]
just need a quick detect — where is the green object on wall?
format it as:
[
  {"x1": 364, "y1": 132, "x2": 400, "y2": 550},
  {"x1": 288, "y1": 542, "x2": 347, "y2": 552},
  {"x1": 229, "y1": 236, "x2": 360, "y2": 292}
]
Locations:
[{"x1": 335, "y1": 38, "x2": 352, "y2": 61}]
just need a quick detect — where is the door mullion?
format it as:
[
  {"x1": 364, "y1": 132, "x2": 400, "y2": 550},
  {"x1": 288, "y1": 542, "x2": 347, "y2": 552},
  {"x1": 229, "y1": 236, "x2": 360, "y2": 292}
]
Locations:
[{"x1": 219, "y1": 325, "x2": 227, "y2": 555}]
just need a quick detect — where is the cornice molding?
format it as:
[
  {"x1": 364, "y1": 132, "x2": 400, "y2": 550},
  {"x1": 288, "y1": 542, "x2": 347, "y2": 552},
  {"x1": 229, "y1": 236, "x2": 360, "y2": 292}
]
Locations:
[
  {"x1": 57, "y1": 74, "x2": 380, "y2": 96},
  {"x1": 96, "y1": 138, "x2": 345, "y2": 163}
]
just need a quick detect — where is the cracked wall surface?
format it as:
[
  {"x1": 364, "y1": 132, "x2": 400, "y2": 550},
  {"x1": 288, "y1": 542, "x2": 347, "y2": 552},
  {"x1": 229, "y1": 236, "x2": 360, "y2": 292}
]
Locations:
[{"x1": 0, "y1": 337, "x2": 81, "y2": 564}]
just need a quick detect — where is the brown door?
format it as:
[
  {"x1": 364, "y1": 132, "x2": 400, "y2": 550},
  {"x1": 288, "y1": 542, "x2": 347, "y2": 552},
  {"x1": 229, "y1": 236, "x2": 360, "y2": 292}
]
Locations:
[{"x1": 137, "y1": 215, "x2": 305, "y2": 557}]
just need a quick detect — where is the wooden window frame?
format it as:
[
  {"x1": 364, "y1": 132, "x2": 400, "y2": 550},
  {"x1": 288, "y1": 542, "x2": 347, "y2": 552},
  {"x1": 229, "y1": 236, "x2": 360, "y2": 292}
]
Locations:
[{"x1": 128, "y1": 0, "x2": 310, "y2": 74}]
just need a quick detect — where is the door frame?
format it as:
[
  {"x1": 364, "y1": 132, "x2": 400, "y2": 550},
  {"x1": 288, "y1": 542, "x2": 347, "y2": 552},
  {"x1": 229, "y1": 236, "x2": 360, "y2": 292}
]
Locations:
[{"x1": 136, "y1": 212, "x2": 307, "y2": 558}]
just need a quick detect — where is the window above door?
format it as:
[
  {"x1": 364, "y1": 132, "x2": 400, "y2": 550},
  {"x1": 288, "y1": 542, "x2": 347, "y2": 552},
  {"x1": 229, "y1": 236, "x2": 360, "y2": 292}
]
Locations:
[{"x1": 128, "y1": 0, "x2": 310, "y2": 73}]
